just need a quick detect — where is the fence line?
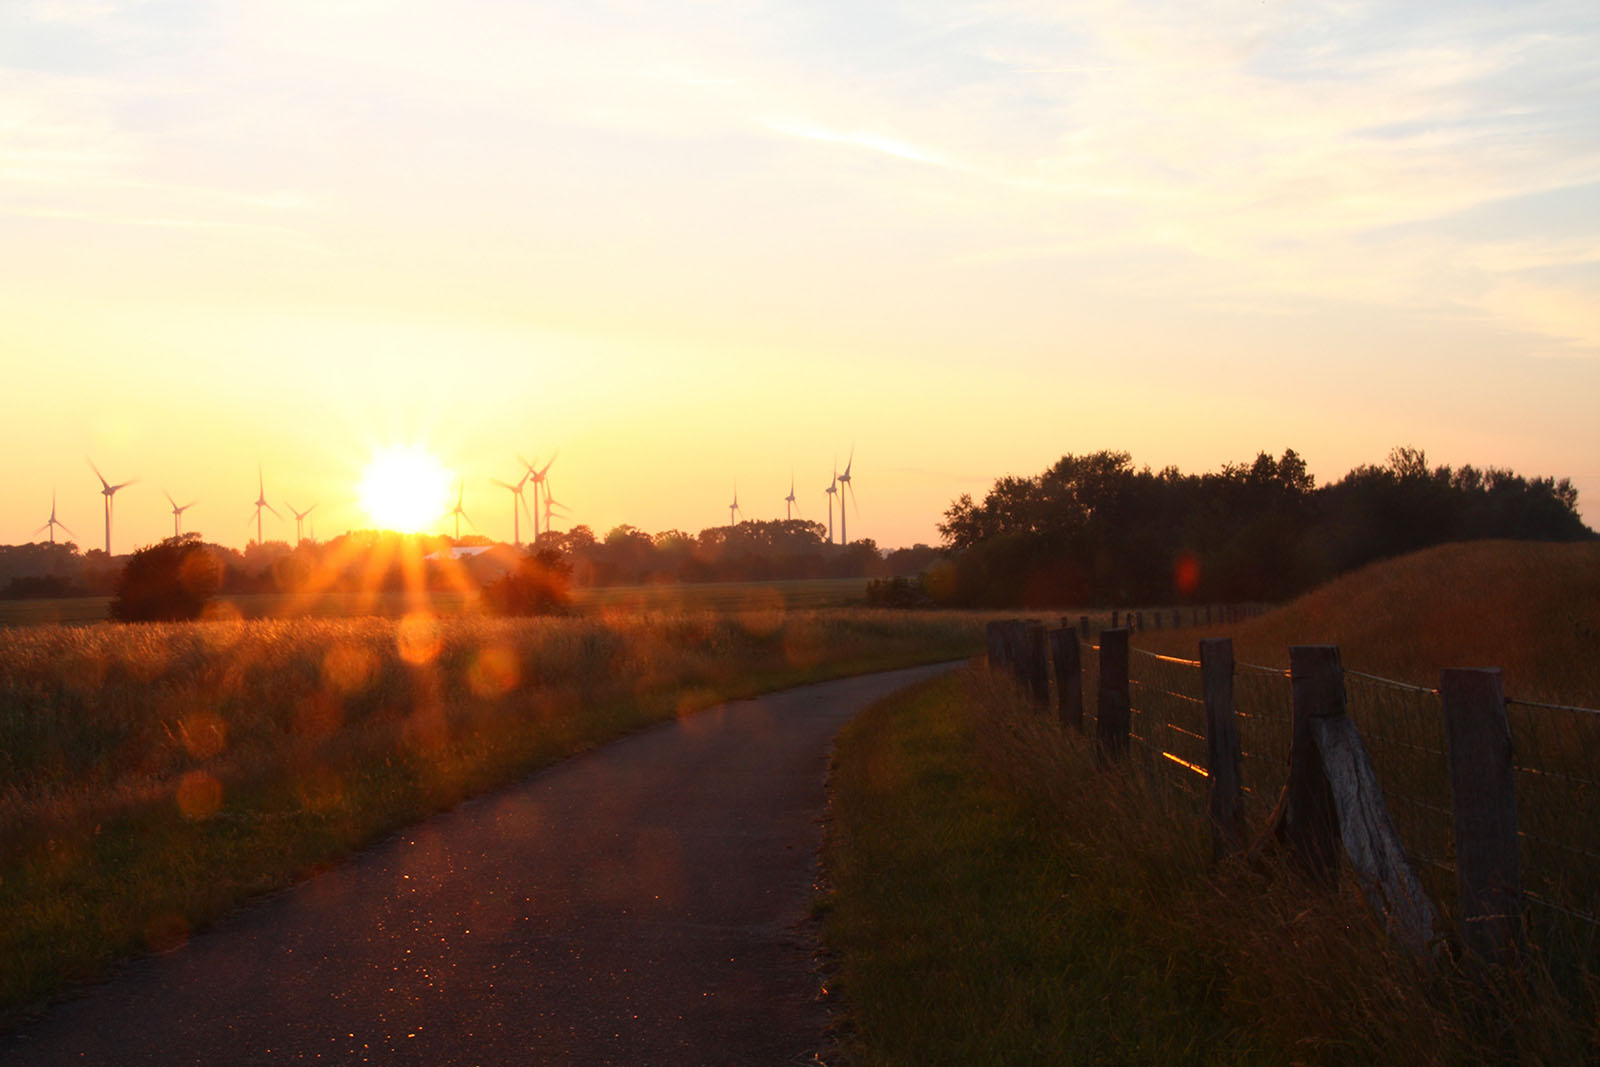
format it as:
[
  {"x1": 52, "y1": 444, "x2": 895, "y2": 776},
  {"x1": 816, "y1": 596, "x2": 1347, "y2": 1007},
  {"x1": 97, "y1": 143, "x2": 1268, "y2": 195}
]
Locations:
[{"x1": 985, "y1": 619, "x2": 1600, "y2": 963}]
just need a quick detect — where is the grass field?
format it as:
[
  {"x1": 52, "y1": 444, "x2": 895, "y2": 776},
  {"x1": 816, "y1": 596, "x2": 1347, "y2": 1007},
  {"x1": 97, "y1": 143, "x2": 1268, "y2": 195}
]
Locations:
[
  {"x1": 0, "y1": 577, "x2": 873, "y2": 627},
  {"x1": 0, "y1": 602, "x2": 981, "y2": 1024},
  {"x1": 823, "y1": 667, "x2": 1597, "y2": 1065},
  {"x1": 824, "y1": 540, "x2": 1600, "y2": 1064}
]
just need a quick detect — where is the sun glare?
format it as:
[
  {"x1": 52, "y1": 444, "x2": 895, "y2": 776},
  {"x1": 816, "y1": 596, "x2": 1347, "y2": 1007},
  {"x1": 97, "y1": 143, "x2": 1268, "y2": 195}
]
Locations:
[{"x1": 358, "y1": 445, "x2": 453, "y2": 533}]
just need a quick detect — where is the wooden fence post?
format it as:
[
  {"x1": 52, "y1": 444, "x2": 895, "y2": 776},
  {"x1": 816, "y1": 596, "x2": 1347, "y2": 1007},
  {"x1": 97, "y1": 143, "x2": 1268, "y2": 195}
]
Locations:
[
  {"x1": 1079, "y1": 614, "x2": 1091, "y2": 639},
  {"x1": 1022, "y1": 621, "x2": 1051, "y2": 708},
  {"x1": 985, "y1": 620, "x2": 1008, "y2": 672},
  {"x1": 1097, "y1": 628, "x2": 1131, "y2": 761},
  {"x1": 1111, "y1": 609, "x2": 1119, "y2": 628},
  {"x1": 1050, "y1": 626, "x2": 1083, "y2": 732},
  {"x1": 1276, "y1": 646, "x2": 1343, "y2": 885},
  {"x1": 1201, "y1": 638, "x2": 1244, "y2": 859},
  {"x1": 1274, "y1": 645, "x2": 1439, "y2": 953},
  {"x1": 1441, "y1": 668, "x2": 1525, "y2": 964}
]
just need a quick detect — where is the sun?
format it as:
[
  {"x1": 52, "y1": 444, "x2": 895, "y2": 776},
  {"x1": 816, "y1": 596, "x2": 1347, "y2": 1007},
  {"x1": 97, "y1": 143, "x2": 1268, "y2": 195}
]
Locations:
[{"x1": 357, "y1": 444, "x2": 453, "y2": 533}]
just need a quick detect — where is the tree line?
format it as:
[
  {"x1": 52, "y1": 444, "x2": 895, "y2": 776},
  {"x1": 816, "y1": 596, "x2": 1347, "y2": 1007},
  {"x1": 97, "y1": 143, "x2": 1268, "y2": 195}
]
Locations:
[
  {"x1": 933, "y1": 447, "x2": 1592, "y2": 608},
  {"x1": 0, "y1": 520, "x2": 941, "y2": 600}
]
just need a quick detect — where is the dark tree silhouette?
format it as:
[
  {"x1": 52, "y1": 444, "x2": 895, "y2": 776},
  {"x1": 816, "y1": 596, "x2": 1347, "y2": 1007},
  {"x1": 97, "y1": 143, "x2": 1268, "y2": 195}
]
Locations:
[{"x1": 109, "y1": 534, "x2": 223, "y2": 622}]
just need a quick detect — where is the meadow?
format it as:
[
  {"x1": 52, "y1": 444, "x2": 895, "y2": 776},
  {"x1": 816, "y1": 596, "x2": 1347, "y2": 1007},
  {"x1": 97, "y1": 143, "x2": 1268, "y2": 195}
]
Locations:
[
  {"x1": 823, "y1": 540, "x2": 1600, "y2": 1065},
  {"x1": 0, "y1": 598, "x2": 980, "y2": 1023},
  {"x1": 0, "y1": 577, "x2": 874, "y2": 627}
]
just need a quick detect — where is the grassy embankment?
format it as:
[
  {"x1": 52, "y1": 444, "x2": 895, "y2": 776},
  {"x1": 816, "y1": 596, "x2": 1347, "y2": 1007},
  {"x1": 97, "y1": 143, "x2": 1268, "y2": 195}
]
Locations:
[
  {"x1": 823, "y1": 541, "x2": 1600, "y2": 1065},
  {"x1": 0, "y1": 600, "x2": 980, "y2": 1023}
]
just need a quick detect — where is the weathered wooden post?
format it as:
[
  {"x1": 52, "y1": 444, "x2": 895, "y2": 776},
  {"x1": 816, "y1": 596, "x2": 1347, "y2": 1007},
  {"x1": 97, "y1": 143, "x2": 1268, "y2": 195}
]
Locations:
[
  {"x1": 1003, "y1": 620, "x2": 1029, "y2": 690},
  {"x1": 1276, "y1": 646, "x2": 1343, "y2": 885},
  {"x1": 1079, "y1": 614, "x2": 1091, "y2": 639},
  {"x1": 1200, "y1": 638, "x2": 1244, "y2": 859},
  {"x1": 1022, "y1": 621, "x2": 1051, "y2": 708},
  {"x1": 1441, "y1": 668, "x2": 1525, "y2": 964},
  {"x1": 985, "y1": 620, "x2": 1008, "y2": 672},
  {"x1": 1111, "y1": 609, "x2": 1119, "y2": 628},
  {"x1": 1274, "y1": 645, "x2": 1439, "y2": 953},
  {"x1": 1134, "y1": 610, "x2": 1143, "y2": 632},
  {"x1": 1096, "y1": 628, "x2": 1131, "y2": 761},
  {"x1": 1050, "y1": 625, "x2": 1084, "y2": 732}
]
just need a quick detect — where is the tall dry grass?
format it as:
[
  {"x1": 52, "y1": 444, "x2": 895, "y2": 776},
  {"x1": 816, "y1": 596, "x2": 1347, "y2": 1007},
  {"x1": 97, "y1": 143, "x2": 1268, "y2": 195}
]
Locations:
[{"x1": 963, "y1": 667, "x2": 1595, "y2": 1064}]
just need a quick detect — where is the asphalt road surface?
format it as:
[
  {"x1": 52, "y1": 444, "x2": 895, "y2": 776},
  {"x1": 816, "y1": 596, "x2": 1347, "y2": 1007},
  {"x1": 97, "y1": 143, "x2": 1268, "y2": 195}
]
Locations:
[{"x1": 3, "y1": 662, "x2": 961, "y2": 1066}]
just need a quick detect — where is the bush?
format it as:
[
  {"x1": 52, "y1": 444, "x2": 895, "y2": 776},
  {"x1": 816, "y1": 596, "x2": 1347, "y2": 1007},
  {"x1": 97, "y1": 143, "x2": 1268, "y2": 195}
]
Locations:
[
  {"x1": 109, "y1": 535, "x2": 223, "y2": 622},
  {"x1": 482, "y1": 549, "x2": 573, "y2": 615},
  {"x1": 865, "y1": 575, "x2": 935, "y2": 608}
]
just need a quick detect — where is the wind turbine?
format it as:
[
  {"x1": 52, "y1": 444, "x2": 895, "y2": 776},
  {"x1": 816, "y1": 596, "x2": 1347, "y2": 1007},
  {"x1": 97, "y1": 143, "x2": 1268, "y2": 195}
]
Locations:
[
  {"x1": 252, "y1": 465, "x2": 281, "y2": 546},
  {"x1": 784, "y1": 471, "x2": 799, "y2": 521},
  {"x1": 89, "y1": 459, "x2": 135, "y2": 555},
  {"x1": 448, "y1": 480, "x2": 475, "y2": 540},
  {"x1": 542, "y1": 480, "x2": 569, "y2": 536},
  {"x1": 728, "y1": 483, "x2": 742, "y2": 528},
  {"x1": 837, "y1": 448, "x2": 857, "y2": 545},
  {"x1": 163, "y1": 490, "x2": 197, "y2": 539},
  {"x1": 824, "y1": 463, "x2": 838, "y2": 545},
  {"x1": 519, "y1": 451, "x2": 558, "y2": 543},
  {"x1": 34, "y1": 490, "x2": 75, "y2": 545},
  {"x1": 490, "y1": 471, "x2": 533, "y2": 547},
  {"x1": 286, "y1": 501, "x2": 317, "y2": 545}
]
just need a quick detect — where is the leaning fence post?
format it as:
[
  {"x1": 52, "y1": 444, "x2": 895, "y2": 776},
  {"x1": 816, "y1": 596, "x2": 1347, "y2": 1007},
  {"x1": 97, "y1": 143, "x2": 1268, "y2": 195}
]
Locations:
[
  {"x1": 1022, "y1": 621, "x2": 1050, "y2": 708},
  {"x1": 1201, "y1": 638, "x2": 1244, "y2": 859},
  {"x1": 1441, "y1": 668, "x2": 1525, "y2": 964},
  {"x1": 1050, "y1": 626, "x2": 1084, "y2": 731},
  {"x1": 1275, "y1": 645, "x2": 1343, "y2": 886},
  {"x1": 1096, "y1": 628, "x2": 1131, "y2": 761}
]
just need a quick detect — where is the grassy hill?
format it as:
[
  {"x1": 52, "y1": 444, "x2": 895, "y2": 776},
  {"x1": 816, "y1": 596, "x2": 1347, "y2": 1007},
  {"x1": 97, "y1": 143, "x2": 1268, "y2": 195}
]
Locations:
[{"x1": 1143, "y1": 540, "x2": 1600, "y2": 706}]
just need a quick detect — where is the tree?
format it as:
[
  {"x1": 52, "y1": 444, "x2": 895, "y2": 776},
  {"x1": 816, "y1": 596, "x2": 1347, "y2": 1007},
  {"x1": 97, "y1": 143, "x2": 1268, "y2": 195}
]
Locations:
[{"x1": 109, "y1": 534, "x2": 222, "y2": 622}]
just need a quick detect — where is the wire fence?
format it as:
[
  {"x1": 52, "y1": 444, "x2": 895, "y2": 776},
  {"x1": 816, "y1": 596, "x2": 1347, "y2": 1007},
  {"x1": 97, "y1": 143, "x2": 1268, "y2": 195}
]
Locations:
[{"x1": 1098, "y1": 645, "x2": 1600, "y2": 936}]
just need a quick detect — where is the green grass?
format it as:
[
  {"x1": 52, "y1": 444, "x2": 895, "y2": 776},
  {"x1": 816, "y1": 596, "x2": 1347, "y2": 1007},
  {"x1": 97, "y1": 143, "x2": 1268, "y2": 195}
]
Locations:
[
  {"x1": 822, "y1": 668, "x2": 1598, "y2": 1065},
  {"x1": 0, "y1": 606, "x2": 985, "y2": 1026}
]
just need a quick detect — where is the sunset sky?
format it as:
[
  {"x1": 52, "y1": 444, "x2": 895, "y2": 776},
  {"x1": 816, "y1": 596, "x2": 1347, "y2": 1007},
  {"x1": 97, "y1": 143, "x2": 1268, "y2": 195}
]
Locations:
[{"x1": 4, "y1": 1, "x2": 1598, "y2": 553}]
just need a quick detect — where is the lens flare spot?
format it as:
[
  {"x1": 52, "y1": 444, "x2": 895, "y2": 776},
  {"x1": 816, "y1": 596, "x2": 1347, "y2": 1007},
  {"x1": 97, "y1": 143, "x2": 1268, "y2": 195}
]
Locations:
[
  {"x1": 1174, "y1": 553, "x2": 1202, "y2": 596},
  {"x1": 397, "y1": 613, "x2": 441, "y2": 665},
  {"x1": 175, "y1": 770, "x2": 223, "y2": 821},
  {"x1": 323, "y1": 642, "x2": 375, "y2": 693},
  {"x1": 467, "y1": 644, "x2": 521, "y2": 698}
]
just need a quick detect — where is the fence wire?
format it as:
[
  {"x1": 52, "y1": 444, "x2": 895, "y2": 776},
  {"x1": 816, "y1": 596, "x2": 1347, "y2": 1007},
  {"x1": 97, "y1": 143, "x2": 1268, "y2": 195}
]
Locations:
[
  {"x1": 1341, "y1": 673, "x2": 1456, "y2": 905},
  {"x1": 1058, "y1": 634, "x2": 1600, "y2": 934},
  {"x1": 1505, "y1": 697, "x2": 1600, "y2": 931},
  {"x1": 1233, "y1": 661, "x2": 1292, "y2": 823},
  {"x1": 1129, "y1": 649, "x2": 1207, "y2": 802}
]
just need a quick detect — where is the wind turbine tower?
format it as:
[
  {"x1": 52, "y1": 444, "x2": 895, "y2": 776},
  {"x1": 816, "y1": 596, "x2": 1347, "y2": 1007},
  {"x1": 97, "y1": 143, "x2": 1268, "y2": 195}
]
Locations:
[
  {"x1": 164, "y1": 490, "x2": 197, "y2": 538},
  {"x1": 520, "y1": 451, "x2": 558, "y2": 543},
  {"x1": 825, "y1": 464, "x2": 838, "y2": 545},
  {"x1": 286, "y1": 502, "x2": 317, "y2": 546},
  {"x1": 490, "y1": 471, "x2": 532, "y2": 547},
  {"x1": 90, "y1": 460, "x2": 135, "y2": 555},
  {"x1": 35, "y1": 490, "x2": 75, "y2": 545},
  {"x1": 252, "y1": 465, "x2": 281, "y2": 546},
  {"x1": 785, "y1": 472, "x2": 799, "y2": 521},
  {"x1": 838, "y1": 449, "x2": 856, "y2": 546}
]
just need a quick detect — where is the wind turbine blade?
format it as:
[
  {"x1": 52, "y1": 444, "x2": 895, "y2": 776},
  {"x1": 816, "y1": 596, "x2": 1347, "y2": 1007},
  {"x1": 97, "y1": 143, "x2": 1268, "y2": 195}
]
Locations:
[
  {"x1": 265, "y1": 502, "x2": 283, "y2": 519},
  {"x1": 113, "y1": 479, "x2": 137, "y2": 492},
  {"x1": 490, "y1": 478, "x2": 515, "y2": 491},
  {"x1": 164, "y1": 489, "x2": 176, "y2": 508},
  {"x1": 538, "y1": 448, "x2": 560, "y2": 477},
  {"x1": 33, "y1": 522, "x2": 51, "y2": 536},
  {"x1": 88, "y1": 459, "x2": 109, "y2": 490}
]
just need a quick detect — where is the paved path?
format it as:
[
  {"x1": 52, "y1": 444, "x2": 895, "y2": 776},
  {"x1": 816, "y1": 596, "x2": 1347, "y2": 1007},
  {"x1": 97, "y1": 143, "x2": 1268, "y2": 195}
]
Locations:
[{"x1": 3, "y1": 662, "x2": 960, "y2": 1066}]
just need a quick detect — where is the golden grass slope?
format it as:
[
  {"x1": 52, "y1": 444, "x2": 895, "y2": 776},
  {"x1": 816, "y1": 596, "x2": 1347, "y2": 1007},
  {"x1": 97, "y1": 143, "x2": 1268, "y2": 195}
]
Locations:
[{"x1": 1146, "y1": 540, "x2": 1600, "y2": 706}]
